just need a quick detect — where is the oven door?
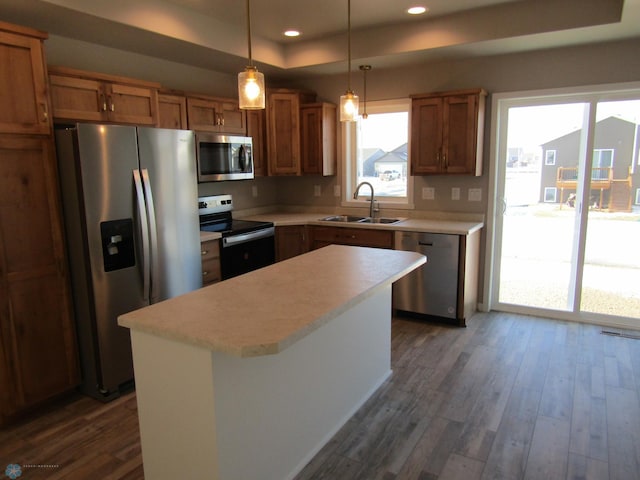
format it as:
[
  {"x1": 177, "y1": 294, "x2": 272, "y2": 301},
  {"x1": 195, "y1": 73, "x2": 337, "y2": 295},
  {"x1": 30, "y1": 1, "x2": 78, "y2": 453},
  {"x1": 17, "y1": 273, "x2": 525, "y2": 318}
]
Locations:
[{"x1": 220, "y1": 228, "x2": 275, "y2": 279}]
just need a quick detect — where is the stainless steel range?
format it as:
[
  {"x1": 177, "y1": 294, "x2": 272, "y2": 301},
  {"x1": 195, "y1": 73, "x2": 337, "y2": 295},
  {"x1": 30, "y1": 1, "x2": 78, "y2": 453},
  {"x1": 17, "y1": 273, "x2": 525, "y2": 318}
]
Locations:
[{"x1": 198, "y1": 194, "x2": 275, "y2": 280}]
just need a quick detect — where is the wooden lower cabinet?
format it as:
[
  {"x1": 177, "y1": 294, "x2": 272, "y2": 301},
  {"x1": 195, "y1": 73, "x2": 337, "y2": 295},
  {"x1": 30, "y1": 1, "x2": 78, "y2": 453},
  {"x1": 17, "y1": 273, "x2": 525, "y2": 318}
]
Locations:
[
  {"x1": 308, "y1": 226, "x2": 394, "y2": 250},
  {"x1": 275, "y1": 225, "x2": 309, "y2": 262},
  {"x1": 201, "y1": 239, "x2": 221, "y2": 286},
  {"x1": 0, "y1": 135, "x2": 79, "y2": 425}
]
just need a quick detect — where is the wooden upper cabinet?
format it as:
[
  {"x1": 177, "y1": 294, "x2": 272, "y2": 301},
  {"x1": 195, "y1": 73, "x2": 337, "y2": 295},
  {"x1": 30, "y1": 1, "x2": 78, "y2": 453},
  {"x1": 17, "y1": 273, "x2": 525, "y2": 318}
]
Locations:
[
  {"x1": 246, "y1": 109, "x2": 267, "y2": 176},
  {"x1": 0, "y1": 22, "x2": 51, "y2": 135},
  {"x1": 411, "y1": 88, "x2": 486, "y2": 176},
  {"x1": 300, "y1": 102, "x2": 336, "y2": 176},
  {"x1": 48, "y1": 66, "x2": 160, "y2": 126},
  {"x1": 186, "y1": 95, "x2": 246, "y2": 134},
  {"x1": 266, "y1": 89, "x2": 316, "y2": 176},
  {"x1": 158, "y1": 92, "x2": 188, "y2": 129}
]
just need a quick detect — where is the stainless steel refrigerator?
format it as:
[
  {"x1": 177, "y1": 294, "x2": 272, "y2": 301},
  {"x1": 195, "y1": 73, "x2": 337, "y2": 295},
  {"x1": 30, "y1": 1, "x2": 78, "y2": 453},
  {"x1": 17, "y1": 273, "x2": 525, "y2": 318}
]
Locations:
[{"x1": 56, "y1": 123, "x2": 202, "y2": 401}]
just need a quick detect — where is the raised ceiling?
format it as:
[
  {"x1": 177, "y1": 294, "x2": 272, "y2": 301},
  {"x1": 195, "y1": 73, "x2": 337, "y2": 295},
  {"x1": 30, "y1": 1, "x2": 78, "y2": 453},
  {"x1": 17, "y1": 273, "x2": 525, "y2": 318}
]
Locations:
[{"x1": 0, "y1": 0, "x2": 637, "y2": 79}]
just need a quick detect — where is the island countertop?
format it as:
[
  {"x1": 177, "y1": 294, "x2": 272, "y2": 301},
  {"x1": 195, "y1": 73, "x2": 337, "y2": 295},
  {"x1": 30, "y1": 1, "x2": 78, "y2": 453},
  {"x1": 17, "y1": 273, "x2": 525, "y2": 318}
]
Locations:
[{"x1": 118, "y1": 245, "x2": 425, "y2": 358}]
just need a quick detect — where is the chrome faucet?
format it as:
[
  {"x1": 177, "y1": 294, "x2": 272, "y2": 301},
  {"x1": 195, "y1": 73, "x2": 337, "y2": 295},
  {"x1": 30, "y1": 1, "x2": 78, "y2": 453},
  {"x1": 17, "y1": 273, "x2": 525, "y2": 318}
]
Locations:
[{"x1": 353, "y1": 181, "x2": 378, "y2": 219}]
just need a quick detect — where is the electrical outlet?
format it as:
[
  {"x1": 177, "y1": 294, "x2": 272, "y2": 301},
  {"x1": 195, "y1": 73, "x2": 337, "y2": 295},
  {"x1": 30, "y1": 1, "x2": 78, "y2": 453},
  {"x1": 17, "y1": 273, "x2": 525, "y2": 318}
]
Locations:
[
  {"x1": 334, "y1": 185, "x2": 341, "y2": 197},
  {"x1": 314, "y1": 185, "x2": 321, "y2": 197},
  {"x1": 252, "y1": 185, "x2": 258, "y2": 198},
  {"x1": 451, "y1": 187, "x2": 460, "y2": 200},
  {"x1": 468, "y1": 188, "x2": 482, "y2": 202},
  {"x1": 422, "y1": 187, "x2": 435, "y2": 200}
]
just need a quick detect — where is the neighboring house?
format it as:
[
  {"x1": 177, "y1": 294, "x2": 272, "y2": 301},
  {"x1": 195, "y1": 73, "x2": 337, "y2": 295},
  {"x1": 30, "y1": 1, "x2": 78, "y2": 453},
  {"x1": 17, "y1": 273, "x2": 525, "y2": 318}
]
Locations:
[
  {"x1": 362, "y1": 143, "x2": 408, "y2": 177},
  {"x1": 539, "y1": 116, "x2": 640, "y2": 210},
  {"x1": 360, "y1": 148, "x2": 386, "y2": 177}
]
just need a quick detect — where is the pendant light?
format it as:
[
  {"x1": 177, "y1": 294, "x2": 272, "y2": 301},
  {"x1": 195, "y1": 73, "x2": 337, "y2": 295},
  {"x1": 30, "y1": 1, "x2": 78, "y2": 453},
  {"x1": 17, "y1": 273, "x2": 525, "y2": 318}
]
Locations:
[
  {"x1": 339, "y1": 0, "x2": 359, "y2": 122},
  {"x1": 359, "y1": 65, "x2": 371, "y2": 119},
  {"x1": 238, "y1": 0, "x2": 265, "y2": 109}
]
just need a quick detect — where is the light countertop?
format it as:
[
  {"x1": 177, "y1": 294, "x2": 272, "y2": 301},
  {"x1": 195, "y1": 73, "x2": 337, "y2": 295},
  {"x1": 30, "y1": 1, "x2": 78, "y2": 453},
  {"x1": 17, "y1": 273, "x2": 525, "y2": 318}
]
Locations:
[
  {"x1": 118, "y1": 245, "x2": 425, "y2": 358},
  {"x1": 239, "y1": 212, "x2": 483, "y2": 236},
  {"x1": 199, "y1": 231, "x2": 221, "y2": 242}
]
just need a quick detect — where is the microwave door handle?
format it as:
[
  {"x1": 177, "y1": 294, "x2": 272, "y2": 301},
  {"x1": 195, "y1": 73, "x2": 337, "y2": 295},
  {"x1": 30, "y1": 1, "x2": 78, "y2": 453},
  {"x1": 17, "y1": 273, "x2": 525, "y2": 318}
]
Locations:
[
  {"x1": 133, "y1": 169, "x2": 151, "y2": 303},
  {"x1": 237, "y1": 145, "x2": 245, "y2": 172},
  {"x1": 141, "y1": 168, "x2": 160, "y2": 304}
]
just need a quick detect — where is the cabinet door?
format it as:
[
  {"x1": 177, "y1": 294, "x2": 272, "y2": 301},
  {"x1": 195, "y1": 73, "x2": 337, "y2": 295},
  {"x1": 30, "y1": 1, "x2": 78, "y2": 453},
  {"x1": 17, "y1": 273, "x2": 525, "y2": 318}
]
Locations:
[
  {"x1": 410, "y1": 97, "x2": 442, "y2": 174},
  {"x1": 218, "y1": 99, "x2": 246, "y2": 134},
  {"x1": 49, "y1": 75, "x2": 107, "y2": 122},
  {"x1": 187, "y1": 97, "x2": 246, "y2": 134},
  {"x1": 158, "y1": 93, "x2": 188, "y2": 129},
  {"x1": 187, "y1": 97, "x2": 221, "y2": 132},
  {"x1": 0, "y1": 30, "x2": 50, "y2": 134},
  {"x1": 107, "y1": 83, "x2": 158, "y2": 126},
  {"x1": 267, "y1": 92, "x2": 301, "y2": 175},
  {"x1": 301, "y1": 103, "x2": 336, "y2": 176},
  {"x1": 0, "y1": 137, "x2": 79, "y2": 421},
  {"x1": 275, "y1": 226, "x2": 308, "y2": 262},
  {"x1": 443, "y1": 94, "x2": 479, "y2": 174},
  {"x1": 246, "y1": 110, "x2": 267, "y2": 176}
]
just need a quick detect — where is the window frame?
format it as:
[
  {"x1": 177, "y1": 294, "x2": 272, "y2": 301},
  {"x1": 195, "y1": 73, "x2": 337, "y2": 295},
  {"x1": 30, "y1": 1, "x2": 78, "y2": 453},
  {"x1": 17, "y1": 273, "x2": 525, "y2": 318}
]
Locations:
[
  {"x1": 545, "y1": 149, "x2": 556, "y2": 165},
  {"x1": 341, "y1": 98, "x2": 414, "y2": 210}
]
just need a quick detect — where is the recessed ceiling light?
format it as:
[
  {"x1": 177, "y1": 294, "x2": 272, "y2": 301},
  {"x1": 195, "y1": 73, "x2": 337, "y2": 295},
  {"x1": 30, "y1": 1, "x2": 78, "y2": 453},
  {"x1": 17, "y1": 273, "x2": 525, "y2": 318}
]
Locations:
[
  {"x1": 284, "y1": 30, "x2": 301, "y2": 37},
  {"x1": 407, "y1": 6, "x2": 428, "y2": 15}
]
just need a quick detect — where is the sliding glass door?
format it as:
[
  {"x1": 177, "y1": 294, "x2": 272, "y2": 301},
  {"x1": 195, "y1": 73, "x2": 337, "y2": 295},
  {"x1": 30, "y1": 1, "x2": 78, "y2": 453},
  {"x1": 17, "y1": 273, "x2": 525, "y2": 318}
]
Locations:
[{"x1": 491, "y1": 86, "x2": 640, "y2": 327}]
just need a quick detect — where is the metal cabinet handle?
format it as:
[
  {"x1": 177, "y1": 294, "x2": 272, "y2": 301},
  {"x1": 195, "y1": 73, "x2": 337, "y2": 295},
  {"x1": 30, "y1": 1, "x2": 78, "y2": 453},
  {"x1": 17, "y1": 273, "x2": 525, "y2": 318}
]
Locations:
[
  {"x1": 201, "y1": 250, "x2": 208, "y2": 255},
  {"x1": 41, "y1": 103, "x2": 48, "y2": 122},
  {"x1": 100, "y1": 94, "x2": 107, "y2": 111},
  {"x1": 203, "y1": 271, "x2": 209, "y2": 276},
  {"x1": 109, "y1": 96, "x2": 115, "y2": 112}
]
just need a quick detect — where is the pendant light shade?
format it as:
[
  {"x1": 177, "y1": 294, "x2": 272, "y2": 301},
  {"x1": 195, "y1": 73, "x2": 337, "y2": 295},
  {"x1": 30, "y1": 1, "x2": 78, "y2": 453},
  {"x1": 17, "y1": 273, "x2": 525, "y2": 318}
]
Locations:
[
  {"x1": 340, "y1": 91, "x2": 359, "y2": 122},
  {"x1": 238, "y1": 0, "x2": 265, "y2": 109},
  {"x1": 340, "y1": 0, "x2": 358, "y2": 122}
]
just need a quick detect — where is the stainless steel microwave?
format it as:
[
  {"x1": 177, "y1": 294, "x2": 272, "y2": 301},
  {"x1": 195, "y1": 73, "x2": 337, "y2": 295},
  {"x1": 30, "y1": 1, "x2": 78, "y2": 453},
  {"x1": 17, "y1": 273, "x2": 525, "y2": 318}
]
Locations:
[{"x1": 196, "y1": 133, "x2": 254, "y2": 182}]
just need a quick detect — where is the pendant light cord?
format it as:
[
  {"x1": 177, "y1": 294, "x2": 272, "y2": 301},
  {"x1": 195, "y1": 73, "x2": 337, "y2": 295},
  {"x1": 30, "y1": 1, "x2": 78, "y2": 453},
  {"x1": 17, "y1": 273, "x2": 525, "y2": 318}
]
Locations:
[
  {"x1": 246, "y1": 0, "x2": 253, "y2": 66},
  {"x1": 347, "y1": 0, "x2": 352, "y2": 91}
]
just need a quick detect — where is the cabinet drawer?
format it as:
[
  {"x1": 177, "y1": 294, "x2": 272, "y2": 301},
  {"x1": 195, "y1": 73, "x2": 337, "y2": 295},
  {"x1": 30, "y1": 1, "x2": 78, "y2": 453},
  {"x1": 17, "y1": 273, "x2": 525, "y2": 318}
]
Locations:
[
  {"x1": 200, "y1": 240, "x2": 220, "y2": 261},
  {"x1": 310, "y1": 226, "x2": 393, "y2": 249},
  {"x1": 201, "y1": 258, "x2": 221, "y2": 285}
]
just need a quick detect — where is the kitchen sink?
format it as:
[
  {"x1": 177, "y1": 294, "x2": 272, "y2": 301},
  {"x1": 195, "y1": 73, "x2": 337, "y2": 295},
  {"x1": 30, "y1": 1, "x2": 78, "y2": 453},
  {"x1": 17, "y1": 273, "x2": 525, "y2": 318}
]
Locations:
[
  {"x1": 360, "y1": 217, "x2": 402, "y2": 224},
  {"x1": 319, "y1": 215, "x2": 402, "y2": 224},
  {"x1": 319, "y1": 215, "x2": 367, "y2": 222}
]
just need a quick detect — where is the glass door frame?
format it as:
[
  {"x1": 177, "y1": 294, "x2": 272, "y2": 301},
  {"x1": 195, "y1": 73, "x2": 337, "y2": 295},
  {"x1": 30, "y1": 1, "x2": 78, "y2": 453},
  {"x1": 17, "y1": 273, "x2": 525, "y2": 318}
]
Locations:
[{"x1": 483, "y1": 81, "x2": 640, "y2": 329}]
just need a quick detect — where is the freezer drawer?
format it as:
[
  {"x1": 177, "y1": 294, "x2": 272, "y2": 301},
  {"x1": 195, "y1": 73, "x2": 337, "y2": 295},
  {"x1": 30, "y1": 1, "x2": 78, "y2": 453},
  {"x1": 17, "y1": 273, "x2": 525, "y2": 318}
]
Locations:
[{"x1": 393, "y1": 231, "x2": 460, "y2": 319}]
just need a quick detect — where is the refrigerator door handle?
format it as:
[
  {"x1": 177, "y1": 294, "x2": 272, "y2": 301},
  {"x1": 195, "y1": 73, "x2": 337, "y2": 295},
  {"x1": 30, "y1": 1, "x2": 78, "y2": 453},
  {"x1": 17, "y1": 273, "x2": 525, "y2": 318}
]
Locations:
[
  {"x1": 141, "y1": 168, "x2": 160, "y2": 303},
  {"x1": 133, "y1": 169, "x2": 151, "y2": 302}
]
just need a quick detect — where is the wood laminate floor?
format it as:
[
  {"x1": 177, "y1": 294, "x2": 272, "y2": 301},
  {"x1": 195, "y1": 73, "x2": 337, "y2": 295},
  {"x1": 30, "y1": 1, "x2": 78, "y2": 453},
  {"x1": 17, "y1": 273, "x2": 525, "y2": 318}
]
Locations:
[{"x1": 1, "y1": 312, "x2": 639, "y2": 479}]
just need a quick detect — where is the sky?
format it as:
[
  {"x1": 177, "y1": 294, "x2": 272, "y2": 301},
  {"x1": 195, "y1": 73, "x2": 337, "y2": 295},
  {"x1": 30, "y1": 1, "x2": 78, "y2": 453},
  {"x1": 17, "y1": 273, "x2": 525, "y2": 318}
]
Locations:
[
  {"x1": 357, "y1": 112, "x2": 408, "y2": 151},
  {"x1": 507, "y1": 100, "x2": 640, "y2": 149}
]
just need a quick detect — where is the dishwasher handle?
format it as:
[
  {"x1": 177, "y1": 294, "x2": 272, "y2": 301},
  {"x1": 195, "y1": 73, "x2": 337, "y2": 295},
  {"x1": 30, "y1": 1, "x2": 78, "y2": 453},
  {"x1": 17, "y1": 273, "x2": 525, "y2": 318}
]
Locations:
[{"x1": 418, "y1": 241, "x2": 434, "y2": 247}]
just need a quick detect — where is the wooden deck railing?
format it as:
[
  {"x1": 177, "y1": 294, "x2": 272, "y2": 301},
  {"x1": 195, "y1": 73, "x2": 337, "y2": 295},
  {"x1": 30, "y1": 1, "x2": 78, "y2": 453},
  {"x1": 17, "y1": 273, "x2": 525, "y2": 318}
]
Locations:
[{"x1": 556, "y1": 167, "x2": 613, "y2": 189}]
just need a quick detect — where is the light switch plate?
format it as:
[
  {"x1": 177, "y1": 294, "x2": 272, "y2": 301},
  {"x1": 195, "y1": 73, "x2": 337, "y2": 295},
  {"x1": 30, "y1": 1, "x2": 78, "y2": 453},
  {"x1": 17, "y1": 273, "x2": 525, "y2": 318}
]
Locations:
[
  {"x1": 422, "y1": 187, "x2": 435, "y2": 200},
  {"x1": 314, "y1": 185, "x2": 321, "y2": 197},
  {"x1": 334, "y1": 185, "x2": 341, "y2": 197},
  {"x1": 468, "y1": 188, "x2": 482, "y2": 202},
  {"x1": 451, "y1": 187, "x2": 460, "y2": 200}
]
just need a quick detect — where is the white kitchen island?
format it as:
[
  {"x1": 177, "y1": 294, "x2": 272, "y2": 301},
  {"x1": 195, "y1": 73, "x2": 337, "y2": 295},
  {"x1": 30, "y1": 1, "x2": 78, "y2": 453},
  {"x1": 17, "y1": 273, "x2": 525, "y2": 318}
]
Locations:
[{"x1": 118, "y1": 245, "x2": 425, "y2": 480}]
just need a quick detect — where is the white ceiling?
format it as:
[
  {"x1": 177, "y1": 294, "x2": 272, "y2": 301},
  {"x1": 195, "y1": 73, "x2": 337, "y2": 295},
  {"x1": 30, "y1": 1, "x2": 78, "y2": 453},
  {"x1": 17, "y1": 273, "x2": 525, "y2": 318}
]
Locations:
[{"x1": 0, "y1": 0, "x2": 638, "y2": 80}]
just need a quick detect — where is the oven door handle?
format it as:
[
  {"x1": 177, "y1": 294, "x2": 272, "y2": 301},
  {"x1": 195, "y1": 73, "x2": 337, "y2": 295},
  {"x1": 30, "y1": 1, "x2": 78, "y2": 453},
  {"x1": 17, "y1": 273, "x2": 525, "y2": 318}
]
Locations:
[{"x1": 222, "y1": 227, "x2": 275, "y2": 247}]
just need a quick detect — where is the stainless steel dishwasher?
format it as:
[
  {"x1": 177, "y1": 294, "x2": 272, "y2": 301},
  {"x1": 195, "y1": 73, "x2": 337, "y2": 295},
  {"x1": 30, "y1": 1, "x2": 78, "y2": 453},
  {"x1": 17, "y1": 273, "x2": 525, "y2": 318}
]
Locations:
[{"x1": 393, "y1": 231, "x2": 459, "y2": 319}]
